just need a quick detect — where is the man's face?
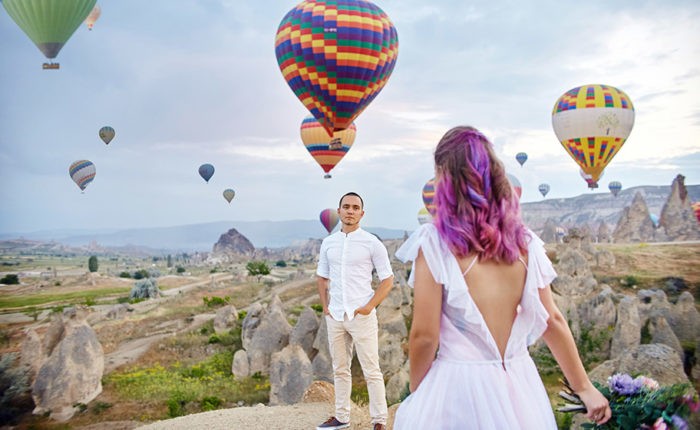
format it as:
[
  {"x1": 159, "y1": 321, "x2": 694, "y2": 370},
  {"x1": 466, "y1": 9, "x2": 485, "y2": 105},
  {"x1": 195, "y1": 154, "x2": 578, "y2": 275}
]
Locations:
[{"x1": 338, "y1": 195, "x2": 364, "y2": 226}]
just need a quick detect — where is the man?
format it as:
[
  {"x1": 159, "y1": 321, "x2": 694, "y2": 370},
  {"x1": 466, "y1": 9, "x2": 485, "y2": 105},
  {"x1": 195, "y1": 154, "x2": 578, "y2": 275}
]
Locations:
[{"x1": 316, "y1": 192, "x2": 395, "y2": 430}]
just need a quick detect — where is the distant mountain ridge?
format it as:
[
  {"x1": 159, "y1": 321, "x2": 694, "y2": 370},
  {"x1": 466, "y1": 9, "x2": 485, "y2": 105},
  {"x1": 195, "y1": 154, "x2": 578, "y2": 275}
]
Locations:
[{"x1": 1, "y1": 185, "x2": 697, "y2": 252}]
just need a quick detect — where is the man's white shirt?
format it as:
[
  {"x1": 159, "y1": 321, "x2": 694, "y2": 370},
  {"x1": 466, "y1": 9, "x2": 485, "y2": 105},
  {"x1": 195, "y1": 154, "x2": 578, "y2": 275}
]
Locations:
[{"x1": 317, "y1": 228, "x2": 393, "y2": 321}]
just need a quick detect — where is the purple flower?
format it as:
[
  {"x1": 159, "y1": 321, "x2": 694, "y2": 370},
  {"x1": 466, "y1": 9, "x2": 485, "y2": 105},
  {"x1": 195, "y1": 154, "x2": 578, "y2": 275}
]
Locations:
[
  {"x1": 671, "y1": 415, "x2": 688, "y2": 430},
  {"x1": 608, "y1": 373, "x2": 642, "y2": 395}
]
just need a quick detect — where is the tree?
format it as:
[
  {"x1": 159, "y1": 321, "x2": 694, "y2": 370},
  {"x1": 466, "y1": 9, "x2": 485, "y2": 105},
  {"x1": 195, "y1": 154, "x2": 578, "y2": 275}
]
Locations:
[
  {"x1": 167, "y1": 254, "x2": 173, "y2": 268},
  {"x1": 275, "y1": 260, "x2": 287, "y2": 267},
  {"x1": 246, "y1": 261, "x2": 270, "y2": 282},
  {"x1": 0, "y1": 274, "x2": 19, "y2": 285},
  {"x1": 88, "y1": 256, "x2": 99, "y2": 273}
]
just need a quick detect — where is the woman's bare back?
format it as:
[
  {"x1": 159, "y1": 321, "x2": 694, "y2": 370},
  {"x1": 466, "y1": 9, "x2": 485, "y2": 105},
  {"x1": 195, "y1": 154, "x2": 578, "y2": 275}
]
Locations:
[{"x1": 457, "y1": 254, "x2": 528, "y2": 359}]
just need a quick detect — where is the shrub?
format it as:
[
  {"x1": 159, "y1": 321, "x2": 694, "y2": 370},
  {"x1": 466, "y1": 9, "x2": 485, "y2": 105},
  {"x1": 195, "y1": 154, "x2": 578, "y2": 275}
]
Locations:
[
  {"x1": 132, "y1": 269, "x2": 149, "y2": 280},
  {"x1": 275, "y1": 260, "x2": 287, "y2": 267},
  {"x1": 129, "y1": 278, "x2": 160, "y2": 300},
  {"x1": 202, "y1": 296, "x2": 230, "y2": 308},
  {"x1": 201, "y1": 396, "x2": 222, "y2": 411},
  {"x1": 0, "y1": 274, "x2": 19, "y2": 285},
  {"x1": 208, "y1": 334, "x2": 221, "y2": 344},
  {"x1": 176, "y1": 266, "x2": 186, "y2": 274},
  {"x1": 119, "y1": 272, "x2": 132, "y2": 278},
  {"x1": 88, "y1": 256, "x2": 99, "y2": 273},
  {"x1": 84, "y1": 297, "x2": 97, "y2": 307},
  {"x1": 246, "y1": 261, "x2": 270, "y2": 282},
  {"x1": 238, "y1": 310, "x2": 247, "y2": 320},
  {"x1": 310, "y1": 303, "x2": 323, "y2": 313}
]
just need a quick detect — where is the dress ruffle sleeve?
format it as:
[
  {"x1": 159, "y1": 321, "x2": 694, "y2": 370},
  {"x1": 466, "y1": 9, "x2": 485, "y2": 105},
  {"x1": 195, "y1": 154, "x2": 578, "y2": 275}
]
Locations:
[
  {"x1": 523, "y1": 229, "x2": 557, "y2": 345},
  {"x1": 394, "y1": 224, "x2": 448, "y2": 287}
]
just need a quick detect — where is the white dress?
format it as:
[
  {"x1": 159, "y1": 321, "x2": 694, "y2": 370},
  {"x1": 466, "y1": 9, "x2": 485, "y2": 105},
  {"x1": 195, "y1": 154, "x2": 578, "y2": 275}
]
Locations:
[{"x1": 393, "y1": 224, "x2": 558, "y2": 430}]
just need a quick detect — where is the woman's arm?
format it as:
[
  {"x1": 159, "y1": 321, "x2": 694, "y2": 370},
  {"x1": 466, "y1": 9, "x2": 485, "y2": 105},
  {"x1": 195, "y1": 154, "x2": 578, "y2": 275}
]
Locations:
[
  {"x1": 408, "y1": 249, "x2": 442, "y2": 392},
  {"x1": 539, "y1": 285, "x2": 611, "y2": 425}
]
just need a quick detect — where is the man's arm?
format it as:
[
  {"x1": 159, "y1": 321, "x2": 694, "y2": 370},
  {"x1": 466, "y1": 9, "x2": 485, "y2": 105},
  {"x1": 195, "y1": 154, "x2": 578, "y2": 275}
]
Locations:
[
  {"x1": 354, "y1": 274, "x2": 394, "y2": 316},
  {"x1": 317, "y1": 276, "x2": 330, "y2": 315},
  {"x1": 354, "y1": 238, "x2": 394, "y2": 316}
]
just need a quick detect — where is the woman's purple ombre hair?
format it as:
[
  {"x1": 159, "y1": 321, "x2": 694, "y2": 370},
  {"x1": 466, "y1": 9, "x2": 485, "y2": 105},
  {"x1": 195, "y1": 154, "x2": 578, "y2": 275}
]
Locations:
[{"x1": 433, "y1": 126, "x2": 528, "y2": 262}]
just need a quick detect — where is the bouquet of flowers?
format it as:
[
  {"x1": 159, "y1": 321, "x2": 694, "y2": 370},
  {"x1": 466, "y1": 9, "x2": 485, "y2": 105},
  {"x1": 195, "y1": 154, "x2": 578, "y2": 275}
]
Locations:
[{"x1": 557, "y1": 374, "x2": 699, "y2": 429}]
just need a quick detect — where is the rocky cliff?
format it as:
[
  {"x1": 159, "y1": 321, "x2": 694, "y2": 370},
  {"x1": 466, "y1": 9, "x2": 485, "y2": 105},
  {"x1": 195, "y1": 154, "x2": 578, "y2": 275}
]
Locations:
[
  {"x1": 658, "y1": 174, "x2": 700, "y2": 241},
  {"x1": 211, "y1": 228, "x2": 255, "y2": 258}
]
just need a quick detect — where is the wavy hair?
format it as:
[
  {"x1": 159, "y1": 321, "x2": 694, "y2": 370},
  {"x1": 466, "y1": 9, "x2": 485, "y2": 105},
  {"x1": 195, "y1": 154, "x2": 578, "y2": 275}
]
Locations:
[{"x1": 433, "y1": 126, "x2": 528, "y2": 262}]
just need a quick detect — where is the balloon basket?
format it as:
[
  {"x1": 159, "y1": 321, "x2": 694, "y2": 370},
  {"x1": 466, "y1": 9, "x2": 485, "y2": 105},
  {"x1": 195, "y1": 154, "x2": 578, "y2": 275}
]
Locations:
[
  {"x1": 42, "y1": 63, "x2": 59, "y2": 70},
  {"x1": 324, "y1": 174, "x2": 332, "y2": 179}
]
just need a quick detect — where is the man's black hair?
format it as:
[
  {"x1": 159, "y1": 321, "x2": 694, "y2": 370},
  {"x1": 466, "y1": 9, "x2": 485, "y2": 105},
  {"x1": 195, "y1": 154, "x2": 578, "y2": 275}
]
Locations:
[{"x1": 339, "y1": 192, "x2": 364, "y2": 209}]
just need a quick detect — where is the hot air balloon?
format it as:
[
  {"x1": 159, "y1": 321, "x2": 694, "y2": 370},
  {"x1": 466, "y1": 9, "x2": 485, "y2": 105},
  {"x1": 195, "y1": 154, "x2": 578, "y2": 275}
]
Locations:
[
  {"x1": 84, "y1": 4, "x2": 100, "y2": 30},
  {"x1": 99, "y1": 126, "x2": 115, "y2": 145},
  {"x1": 608, "y1": 181, "x2": 622, "y2": 197},
  {"x1": 198, "y1": 164, "x2": 214, "y2": 183},
  {"x1": 69, "y1": 160, "x2": 95, "y2": 191},
  {"x1": 692, "y1": 202, "x2": 700, "y2": 224},
  {"x1": 538, "y1": 183, "x2": 550, "y2": 198},
  {"x1": 223, "y1": 189, "x2": 235, "y2": 203},
  {"x1": 300, "y1": 116, "x2": 356, "y2": 178},
  {"x1": 422, "y1": 178, "x2": 436, "y2": 216},
  {"x1": 3, "y1": 0, "x2": 97, "y2": 69},
  {"x1": 275, "y1": 0, "x2": 399, "y2": 136},
  {"x1": 319, "y1": 208, "x2": 340, "y2": 234},
  {"x1": 417, "y1": 207, "x2": 432, "y2": 225},
  {"x1": 555, "y1": 226, "x2": 567, "y2": 242},
  {"x1": 516, "y1": 152, "x2": 528, "y2": 167},
  {"x1": 552, "y1": 84, "x2": 635, "y2": 185},
  {"x1": 579, "y1": 168, "x2": 602, "y2": 189},
  {"x1": 649, "y1": 213, "x2": 660, "y2": 228},
  {"x1": 506, "y1": 173, "x2": 522, "y2": 199}
]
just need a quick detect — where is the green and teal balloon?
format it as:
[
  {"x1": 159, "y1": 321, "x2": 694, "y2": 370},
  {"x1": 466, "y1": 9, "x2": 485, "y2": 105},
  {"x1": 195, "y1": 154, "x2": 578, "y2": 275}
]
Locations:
[
  {"x1": 223, "y1": 189, "x2": 235, "y2": 203},
  {"x1": 99, "y1": 126, "x2": 115, "y2": 145},
  {"x1": 2, "y1": 0, "x2": 96, "y2": 61}
]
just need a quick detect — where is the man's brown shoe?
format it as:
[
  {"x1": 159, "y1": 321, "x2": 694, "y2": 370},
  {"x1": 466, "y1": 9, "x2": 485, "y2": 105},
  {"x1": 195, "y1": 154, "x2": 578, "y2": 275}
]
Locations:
[
  {"x1": 316, "y1": 416, "x2": 349, "y2": 430},
  {"x1": 373, "y1": 424, "x2": 386, "y2": 430}
]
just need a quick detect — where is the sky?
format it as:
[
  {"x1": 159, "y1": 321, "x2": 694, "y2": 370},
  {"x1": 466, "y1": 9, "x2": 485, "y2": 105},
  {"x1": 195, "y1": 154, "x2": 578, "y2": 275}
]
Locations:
[{"x1": 1, "y1": 0, "x2": 699, "y2": 234}]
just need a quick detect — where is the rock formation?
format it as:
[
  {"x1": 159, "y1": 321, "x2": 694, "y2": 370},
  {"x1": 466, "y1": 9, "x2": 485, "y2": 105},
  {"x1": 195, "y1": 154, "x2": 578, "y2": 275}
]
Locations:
[
  {"x1": 213, "y1": 305, "x2": 238, "y2": 334},
  {"x1": 597, "y1": 220, "x2": 610, "y2": 243},
  {"x1": 30, "y1": 307, "x2": 104, "y2": 422},
  {"x1": 659, "y1": 174, "x2": 700, "y2": 241},
  {"x1": 610, "y1": 297, "x2": 641, "y2": 359},
  {"x1": 246, "y1": 296, "x2": 292, "y2": 375},
  {"x1": 311, "y1": 316, "x2": 333, "y2": 382},
  {"x1": 231, "y1": 349, "x2": 249, "y2": 380},
  {"x1": 289, "y1": 307, "x2": 319, "y2": 360},
  {"x1": 269, "y1": 344, "x2": 313, "y2": 405},
  {"x1": 612, "y1": 192, "x2": 656, "y2": 242},
  {"x1": 538, "y1": 218, "x2": 559, "y2": 244},
  {"x1": 211, "y1": 228, "x2": 255, "y2": 258}
]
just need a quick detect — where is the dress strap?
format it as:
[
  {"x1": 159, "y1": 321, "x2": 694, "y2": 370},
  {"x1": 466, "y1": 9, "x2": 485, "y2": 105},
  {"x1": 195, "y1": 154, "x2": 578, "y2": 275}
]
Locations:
[
  {"x1": 462, "y1": 255, "x2": 479, "y2": 276},
  {"x1": 518, "y1": 256, "x2": 527, "y2": 270}
]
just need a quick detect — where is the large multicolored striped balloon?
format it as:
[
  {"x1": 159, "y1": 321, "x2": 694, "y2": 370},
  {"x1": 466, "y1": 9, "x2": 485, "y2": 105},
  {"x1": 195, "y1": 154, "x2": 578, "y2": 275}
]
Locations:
[
  {"x1": 69, "y1": 159, "x2": 95, "y2": 191},
  {"x1": 319, "y1": 208, "x2": 340, "y2": 234},
  {"x1": 300, "y1": 116, "x2": 356, "y2": 178},
  {"x1": 275, "y1": 0, "x2": 399, "y2": 136},
  {"x1": 422, "y1": 178, "x2": 435, "y2": 216},
  {"x1": 2, "y1": 0, "x2": 96, "y2": 61},
  {"x1": 552, "y1": 84, "x2": 635, "y2": 185},
  {"x1": 417, "y1": 207, "x2": 432, "y2": 225}
]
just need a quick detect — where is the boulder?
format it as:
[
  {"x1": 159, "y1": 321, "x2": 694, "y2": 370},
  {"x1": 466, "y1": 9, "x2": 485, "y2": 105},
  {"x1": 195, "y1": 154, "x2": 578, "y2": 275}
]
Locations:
[
  {"x1": 32, "y1": 313, "x2": 104, "y2": 422},
  {"x1": 247, "y1": 297, "x2": 292, "y2": 375},
  {"x1": 649, "y1": 314, "x2": 683, "y2": 357},
  {"x1": 302, "y1": 380, "x2": 335, "y2": 404},
  {"x1": 637, "y1": 289, "x2": 672, "y2": 325},
  {"x1": 241, "y1": 302, "x2": 265, "y2": 351},
  {"x1": 231, "y1": 349, "x2": 249, "y2": 380},
  {"x1": 269, "y1": 344, "x2": 313, "y2": 405},
  {"x1": 289, "y1": 307, "x2": 319, "y2": 360},
  {"x1": 19, "y1": 328, "x2": 43, "y2": 379},
  {"x1": 668, "y1": 292, "x2": 700, "y2": 346},
  {"x1": 589, "y1": 344, "x2": 688, "y2": 387},
  {"x1": 213, "y1": 305, "x2": 238, "y2": 334},
  {"x1": 311, "y1": 316, "x2": 333, "y2": 382},
  {"x1": 105, "y1": 304, "x2": 133, "y2": 320},
  {"x1": 385, "y1": 364, "x2": 409, "y2": 404},
  {"x1": 612, "y1": 192, "x2": 656, "y2": 242}
]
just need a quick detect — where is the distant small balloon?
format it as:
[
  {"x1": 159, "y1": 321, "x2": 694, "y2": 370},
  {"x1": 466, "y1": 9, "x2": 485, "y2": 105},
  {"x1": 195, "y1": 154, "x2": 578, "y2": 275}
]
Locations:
[
  {"x1": 84, "y1": 4, "x2": 101, "y2": 30},
  {"x1": 649, "y1": 213, "x2": 660, "y2": 228},
  {"x1": 69, "y1": 159, "x2": 95, "y2": 191},
  {"x1": 506, "y1": 173, "x2": 522, "y2": 199},
  {"x1": 223, "y1": 189, "x2": 235, "y2": 203},
  {"x1": 692, "y1": 202, "x2": 700, "y2": 224},
  {"x1": 99, "y1": 126, "x2": 115, "y2": 145},
  {"x1": 198, "y1": 164, "x2": 215, "y2": 183},
  {"x1": 516, "y1": 152, "x2": 528, "y2": 167},
  {"x1": 319, "y1": 208, "x2": 339, "y2": 234},
  {"x1": 608, "y1": 181, "x2": 622, "y2": 197},
  {"x1": 538, "y1": 183, "x2": 550, "y2": 198}
]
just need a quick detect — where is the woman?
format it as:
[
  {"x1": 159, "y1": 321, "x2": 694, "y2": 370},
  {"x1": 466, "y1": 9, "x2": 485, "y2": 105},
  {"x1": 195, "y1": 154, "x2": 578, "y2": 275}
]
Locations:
[{"x1": 394, "y1": 126, "x2": 610, "y2": 429}]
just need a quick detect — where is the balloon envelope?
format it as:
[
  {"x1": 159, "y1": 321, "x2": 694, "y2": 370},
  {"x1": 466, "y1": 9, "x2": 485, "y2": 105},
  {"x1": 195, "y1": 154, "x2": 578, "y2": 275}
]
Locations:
[
  {"x1": 69, "y1": 159, "x2": 95, "y2": 191},
  {"x1": 649, "y1": 213, "x2": 659, "y2": 228},
  {"x1": 198, "y1": 164, "x2": 215, "y2": 183},
  {"x1": 422, "y1": 178, "x2": 436, "y2": 216},
  {"x1": 275, "y1": 0, "x2": 399, "y2": 136},
  {"x1": 608, "y1": 181, "x2": 622, "y2": 197},
  {"x1": 538, "y1": 183, "x2": 550, "y2": 198},
  {"x1": 319, "y1": 208, "x2": 339, "y2": 234},
  {"x1": 692, "y1": 202, "x2": 700, "y2": 224},
  {"x1": 84, "y1": 4, "x2": 100, "y2": 30},
  {"x1": 223, "y1": 189, "x2": 235, "y2": 203},
  {"x1": 580, "y1": 168, "x2": 602, "y2": 189},
  {"x1": 506, "y1": 173, "x2": 522, "y2": 199},
  {"x1": 99, "y1": 126, "x2": 115, "y2": 145},
  {"x1": 552, "y1": 84, "x2": 634, "y2": 184},
  {"x1": 2, "y1": 0, "x2": 96, "y2": 60},
  {"x1": 300, "y1": 116, "x2": 356, "y2": 178},
  {"x1": 417, "y1": 207, "x2": 432, "y2": 225},
  {"x1": 516, "y1": 152, "x2": 528, "y2": 166}
]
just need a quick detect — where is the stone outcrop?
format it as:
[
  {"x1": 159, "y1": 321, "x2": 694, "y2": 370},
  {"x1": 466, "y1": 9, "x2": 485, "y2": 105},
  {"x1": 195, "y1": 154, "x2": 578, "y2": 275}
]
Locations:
[
  {"x1": 31, "y1": 308, "x2": 104, "y2": 422},
  {"x1": 19, "y1": 329, "x2": 43, "y2": 379},
  {"x1": 213, "y1": 305, "x2": 238, "y2": 334},
  {"x1": 597, "y1": 221, "x2": 610, "y2": 243},
  {"x1": 289, "y1": 307, "x2": 319, "y2": 360},
  {"x1": 612, "y1": 192, "x2": 656, "y2": 242},
  {"x1": 385, "y1": 363, "x2": 409, "y2": 404},
  {"x1": 551, "y1": 247, "x2": 597, "y2": 298},
  {"x1": 241, "y1": 303, "x2": 265, "y2": 351},
  {"x1": 668, "y1": 292, "x2": 700, "y2": 347},
  {"x1": 648, "y1": 313, "x2": 683, "y2": 357},
  {"x1": 610, "y1": 297, "x2": 640, "y2": 359},
  {"x1": 539, "y1": 218, "x2": 559, "y2": 244},
  {"x1": 589, "y1": 344, "x2": 688, "y2": 387},
  {"x1": 269, "y1": 344, "x2": 313, "y2": 406},
  {"x1": 311, "y1": 316, "x2": 333, "y2": 382},
  {"x1": 659, "y1": 174, "x2": 700, "y2": 240},
  {"x1": 212, "y1": 228, "x2": 255, "y2": 257},
  {"x1": 247, "y1": 296, "x2": 292, "y2": 375}
]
